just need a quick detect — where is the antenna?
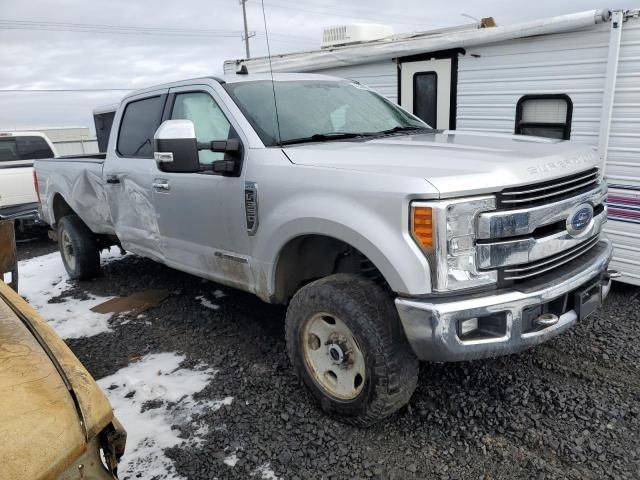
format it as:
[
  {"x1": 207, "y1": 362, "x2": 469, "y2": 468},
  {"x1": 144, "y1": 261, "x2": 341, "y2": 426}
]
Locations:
[{"x1": 260, "y1": 0, "x2": 282, "y2": 146}]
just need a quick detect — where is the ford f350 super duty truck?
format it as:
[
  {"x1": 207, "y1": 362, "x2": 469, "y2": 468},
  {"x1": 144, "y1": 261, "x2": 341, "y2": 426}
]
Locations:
[{"x1": 35, "y1": 73, "x2": 615, "y2": 426}]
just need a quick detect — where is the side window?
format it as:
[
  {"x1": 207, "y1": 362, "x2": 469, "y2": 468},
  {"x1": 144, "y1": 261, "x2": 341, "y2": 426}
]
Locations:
[
  {"x1": 413, "y1": 72, "x2": 437, "y2": 128},
  {"x1": 117, "y1": 96, "x2": 164, "y2": 158},
  {"x1": 515, "y1": 94, "x2": 573, "y2": 140},
  {"x1": 171, "y1": 92, "x2": 236, "y2": 165}
]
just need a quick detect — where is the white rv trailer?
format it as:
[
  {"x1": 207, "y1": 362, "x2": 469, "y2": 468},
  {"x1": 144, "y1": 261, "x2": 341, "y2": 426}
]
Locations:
[{"x1": 225, "y1": 9, "x2": 640, "y2": 286}]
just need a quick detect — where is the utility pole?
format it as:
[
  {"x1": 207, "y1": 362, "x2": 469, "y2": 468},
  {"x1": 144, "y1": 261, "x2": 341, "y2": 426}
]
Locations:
[{"x1": 240, "y1": 0, "x2": 253, "y2": 58}]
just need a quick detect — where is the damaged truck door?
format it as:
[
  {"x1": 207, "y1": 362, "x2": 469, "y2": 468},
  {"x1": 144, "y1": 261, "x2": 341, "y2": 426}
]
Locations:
[
  {"x1": 151, "y1": 87, "x2": 253, "y2": 289},
  {"x1": 104, "y1": 90, "x2": 167, "y2": 261}
]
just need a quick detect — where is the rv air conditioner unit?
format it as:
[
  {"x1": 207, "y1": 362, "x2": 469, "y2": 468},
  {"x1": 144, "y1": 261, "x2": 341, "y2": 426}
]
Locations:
[{"x1": 321, "y1": 24, "x2": 394, "y2": 48}]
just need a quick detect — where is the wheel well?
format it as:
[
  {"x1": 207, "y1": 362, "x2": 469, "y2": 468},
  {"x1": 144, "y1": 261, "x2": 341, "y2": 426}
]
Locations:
[
  {"x1": 52, "y1": 194, "x2": 74, "y2": 225},
  {"x1": 273, "y1": 235, "x2": 388, "y2": 303}
]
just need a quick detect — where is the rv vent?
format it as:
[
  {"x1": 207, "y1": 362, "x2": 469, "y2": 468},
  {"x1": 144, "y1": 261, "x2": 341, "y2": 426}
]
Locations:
[{"x1": 321, "y1": 24, "x2": 394, "y2": 48}]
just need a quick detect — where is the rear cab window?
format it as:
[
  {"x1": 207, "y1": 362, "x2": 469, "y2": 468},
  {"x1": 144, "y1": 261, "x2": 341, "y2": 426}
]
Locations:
[
  {"x1": 117, "y1": 95, "x2": 165, "y2": 158},
  {"x1": 0, "y1": 135, "x2": 53, "y2": 163}
]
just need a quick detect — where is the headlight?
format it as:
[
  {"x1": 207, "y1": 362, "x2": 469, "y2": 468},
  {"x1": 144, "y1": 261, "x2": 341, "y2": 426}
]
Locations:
[{"x1": 411, "y1": 196, "x2": 497, "y2": 292}]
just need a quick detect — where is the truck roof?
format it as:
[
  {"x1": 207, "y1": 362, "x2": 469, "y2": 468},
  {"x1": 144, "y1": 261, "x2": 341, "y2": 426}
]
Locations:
[{"x1": 121, "y1": 72, "x2": 344, "y2": 101}]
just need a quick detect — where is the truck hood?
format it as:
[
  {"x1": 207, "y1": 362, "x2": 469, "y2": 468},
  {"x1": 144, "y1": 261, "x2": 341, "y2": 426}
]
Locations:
[{"x1": 283, "y1": 131, "x2": 601, "y2": 197}]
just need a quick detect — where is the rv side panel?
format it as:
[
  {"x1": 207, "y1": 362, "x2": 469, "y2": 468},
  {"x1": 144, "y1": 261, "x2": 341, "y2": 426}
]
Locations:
[{"x1": 455, "y1": 22, "x2": 611, "y2": 145}]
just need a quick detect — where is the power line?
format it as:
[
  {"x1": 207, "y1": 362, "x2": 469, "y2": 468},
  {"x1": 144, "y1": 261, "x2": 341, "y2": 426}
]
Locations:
[
  {"x1": 0, "y1": 19, "x2": 315, "y2": 43},
  {"x1": 0, "y1": 21, "x2": 242, "y2": 38},
  {"x1": 260, "y1": 0, "x2": 447, "y2": 28}
]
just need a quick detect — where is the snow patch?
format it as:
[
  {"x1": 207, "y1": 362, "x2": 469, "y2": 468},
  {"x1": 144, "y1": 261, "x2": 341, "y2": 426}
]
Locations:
[
  {"x1": 252, "y1": 463, "x2": 282, "y2": 480},
  {"x1": 213, "y1": 289, "x2": 226, "y2": 299},
  {"x1": 224, "y1": 452, "x2": 240, "y2": 467},
  {"x1": 17, "y1": 247, "x2": 124, "y2": 338},
  {"x1": 196, "y1": 295, "x2": 220, "y2": 310},
  {"x1": 98, "y1": 352, "x2": 231, "y2": 480}
]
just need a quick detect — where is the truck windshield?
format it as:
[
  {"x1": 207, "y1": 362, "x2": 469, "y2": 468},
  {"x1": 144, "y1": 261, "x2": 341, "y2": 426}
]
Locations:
[
  {"x1": 223, "y1": 80, "x2": 429, "y2": 146},
  {"x1": 0, "y1": 136, "x2": 53, "y2": 162}
]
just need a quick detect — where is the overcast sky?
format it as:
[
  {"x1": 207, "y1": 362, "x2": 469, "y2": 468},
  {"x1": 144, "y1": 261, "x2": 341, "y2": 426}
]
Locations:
[{"x1": 0, "y1": 0, "x2": 636, "y2": 131}]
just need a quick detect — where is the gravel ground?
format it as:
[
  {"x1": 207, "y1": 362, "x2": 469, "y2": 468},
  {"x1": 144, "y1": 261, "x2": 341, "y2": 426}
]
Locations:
[{"x1": 17, "y1": 237, "x2": 640, "y2": 480}]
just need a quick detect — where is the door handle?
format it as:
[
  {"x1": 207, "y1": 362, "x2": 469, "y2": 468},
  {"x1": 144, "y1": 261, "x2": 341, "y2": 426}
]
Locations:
[
  {"x1": 152, "y1": 179, "x2": 170, "y2": 192},
  {"x1": 106, "y1": 175, "x2": 120, "y2": 184}
]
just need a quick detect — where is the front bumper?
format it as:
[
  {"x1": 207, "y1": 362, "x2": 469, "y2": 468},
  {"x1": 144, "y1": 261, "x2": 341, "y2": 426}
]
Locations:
[{"x1": 396, "y1": 239, "x2": 613, "y2": 362}]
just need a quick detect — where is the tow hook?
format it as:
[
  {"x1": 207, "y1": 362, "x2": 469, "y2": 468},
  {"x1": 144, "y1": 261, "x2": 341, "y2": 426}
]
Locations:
[
  {"x1": 534, "y1": 313, "x2": 559, "y2": 328},
  {"x1": 603, "y1": 270, "x2": 621, "y2": 281}
]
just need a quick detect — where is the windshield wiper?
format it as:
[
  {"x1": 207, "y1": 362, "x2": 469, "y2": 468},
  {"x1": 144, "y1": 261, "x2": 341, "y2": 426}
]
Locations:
[
  {"x1": 280, "y1": 132, "x2": 372, "y2": 146},
  {"x1": 373, "y1": 125, "x2": 432, "y2": 136}
]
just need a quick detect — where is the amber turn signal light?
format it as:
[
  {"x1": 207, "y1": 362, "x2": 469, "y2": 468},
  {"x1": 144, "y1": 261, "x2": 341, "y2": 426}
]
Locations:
[{"x1": 412, "y1": 207, "x2": 433, "y2": 248}]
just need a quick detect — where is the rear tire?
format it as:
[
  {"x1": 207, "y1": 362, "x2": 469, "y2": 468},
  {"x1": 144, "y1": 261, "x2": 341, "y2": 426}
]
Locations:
[
  {"x1": 57, "y1": 215, "x2": 100, "y2": 280},
  {"x1": 285, "y1": 274, "x2": 419, "y2": 427}
]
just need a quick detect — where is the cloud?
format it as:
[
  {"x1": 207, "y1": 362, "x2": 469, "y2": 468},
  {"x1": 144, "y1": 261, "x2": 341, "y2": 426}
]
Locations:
[{"x1": 1, "y1": 0, "x2": 636, "y2": 130}]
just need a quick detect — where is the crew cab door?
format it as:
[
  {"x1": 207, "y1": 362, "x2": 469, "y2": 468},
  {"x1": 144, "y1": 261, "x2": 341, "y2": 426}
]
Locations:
[
  {"x1": 103, "y1": 90, "x2": 168, "y2": 260},
  {"x1": 151, "y1": 85, "x2": 253, "y2": 289},
  {"x1": 399, "y1": 58, "x2": 452, "y2": 129}
]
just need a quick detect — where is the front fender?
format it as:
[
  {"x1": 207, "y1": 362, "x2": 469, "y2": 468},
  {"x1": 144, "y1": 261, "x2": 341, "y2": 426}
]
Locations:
[{"x1": 253, "y1": 192, "x2": 432, "y2": 299}]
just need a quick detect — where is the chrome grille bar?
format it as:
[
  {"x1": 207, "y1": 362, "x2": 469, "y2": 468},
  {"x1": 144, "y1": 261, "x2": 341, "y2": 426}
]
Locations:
[
  {"x1": 498, "y1": 167, "x2": 599, "y2": 208},
  {"x1": 503, "y1": 170, "x2": 599, "y2": 196},
  {"x1": 501, "y1": 178, "x2": 599, "y2": 204},
  {"x1": 502, "y1": 236, "x2": 600, "y2": 281}
]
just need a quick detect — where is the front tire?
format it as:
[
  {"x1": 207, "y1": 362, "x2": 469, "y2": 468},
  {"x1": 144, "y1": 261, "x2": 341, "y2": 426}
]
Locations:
[
  {"x1": 57, "y1": 215, "x2": 100, "y2": 280},
  {"x1": 285, "y1": 274, "x2": 419, "y2": 427}
]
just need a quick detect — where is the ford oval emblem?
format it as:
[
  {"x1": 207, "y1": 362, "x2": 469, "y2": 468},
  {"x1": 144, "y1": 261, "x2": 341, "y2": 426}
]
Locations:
[{"x1": 567, "y1": 204, "x2": 594, "y2": 237}]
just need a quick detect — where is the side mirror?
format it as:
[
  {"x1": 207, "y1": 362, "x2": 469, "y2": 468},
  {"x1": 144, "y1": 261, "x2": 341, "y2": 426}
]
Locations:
[
  {"x1": 153, "y1": 120, "x2": 200, "y2": 173},
  {"x1": 207, "y1": 139, "x2": 242, "y2": 176}
]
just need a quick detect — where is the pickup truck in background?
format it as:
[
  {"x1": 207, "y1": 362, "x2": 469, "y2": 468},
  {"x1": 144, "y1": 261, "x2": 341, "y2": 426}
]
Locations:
[
  {"x1": 35, "y1": 73, "x2": 615, "y2": 425},
  {"x1": 0, "y1": 131, "x2": 55, "y2": 226}
]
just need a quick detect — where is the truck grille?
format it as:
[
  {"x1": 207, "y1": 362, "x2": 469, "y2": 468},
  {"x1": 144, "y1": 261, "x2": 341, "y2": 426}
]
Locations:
[
  {"x1": 497, "y1": 167, "x2": 599, "y2": 209},
  {"x1": 499, "y1": 235, "x2": 600, "y2": 282}
]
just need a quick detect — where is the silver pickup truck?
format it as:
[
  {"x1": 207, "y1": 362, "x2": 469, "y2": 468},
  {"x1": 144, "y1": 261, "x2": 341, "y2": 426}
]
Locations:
[{"x1": 35, "y1": 73, "x2": 615, "y2": 426}]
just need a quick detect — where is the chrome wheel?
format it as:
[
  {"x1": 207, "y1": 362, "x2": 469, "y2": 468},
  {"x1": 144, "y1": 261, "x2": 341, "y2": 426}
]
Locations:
[
  {"x1": 61, "y1": 230, "x2": 76, "y2": 271},
  {"x1": 302, "y1": 312, "x2": 365, "y2": 401}
]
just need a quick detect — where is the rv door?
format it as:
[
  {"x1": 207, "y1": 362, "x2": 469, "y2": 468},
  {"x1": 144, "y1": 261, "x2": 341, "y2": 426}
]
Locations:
[{"x1": 400, "y1": 59, "x2": 452, "y2": 129}]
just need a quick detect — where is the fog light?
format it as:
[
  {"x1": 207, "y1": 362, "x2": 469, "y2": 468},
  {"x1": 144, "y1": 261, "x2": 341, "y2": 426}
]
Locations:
[{"x1": 459, "y1": 317, "x2": 479, "y2": 336}]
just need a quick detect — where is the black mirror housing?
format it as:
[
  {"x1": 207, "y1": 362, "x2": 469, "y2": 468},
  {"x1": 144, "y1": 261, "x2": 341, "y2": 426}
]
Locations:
[
  {"x1": 207, "y1": 138, "x2": 242, "y2": 176},
  {"x1": 155, "y1": 138, "x2": 200, "y2": 173},
  {"x1": 212, "y1": 159, "x2": 237, "y2": 174},
  {"x1": 202, "y1": 138, "x2": 241, "y2": 154}
]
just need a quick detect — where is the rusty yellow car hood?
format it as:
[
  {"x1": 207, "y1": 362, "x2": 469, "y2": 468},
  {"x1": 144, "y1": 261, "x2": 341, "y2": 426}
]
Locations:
[{"x1": 0, "y1": 281, "x2": 114, "y2": 480}]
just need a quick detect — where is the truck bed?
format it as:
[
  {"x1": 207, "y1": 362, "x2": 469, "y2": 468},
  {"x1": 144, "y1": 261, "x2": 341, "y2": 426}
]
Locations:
[
  {"x1": 37, "y1": 153, "x2": 106, "y2": 163},
  {"x1": 34, "y1": 155, "x2": 114, "y2": 234}
]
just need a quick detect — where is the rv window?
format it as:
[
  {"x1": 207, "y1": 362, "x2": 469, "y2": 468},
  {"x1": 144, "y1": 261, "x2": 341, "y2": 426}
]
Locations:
[
  {"x1": 515, "y1": 94, "x2": 572, "y2": 140},
  {"x1": 413, "y1": 72, "x2": 437, "y2": 128}
]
